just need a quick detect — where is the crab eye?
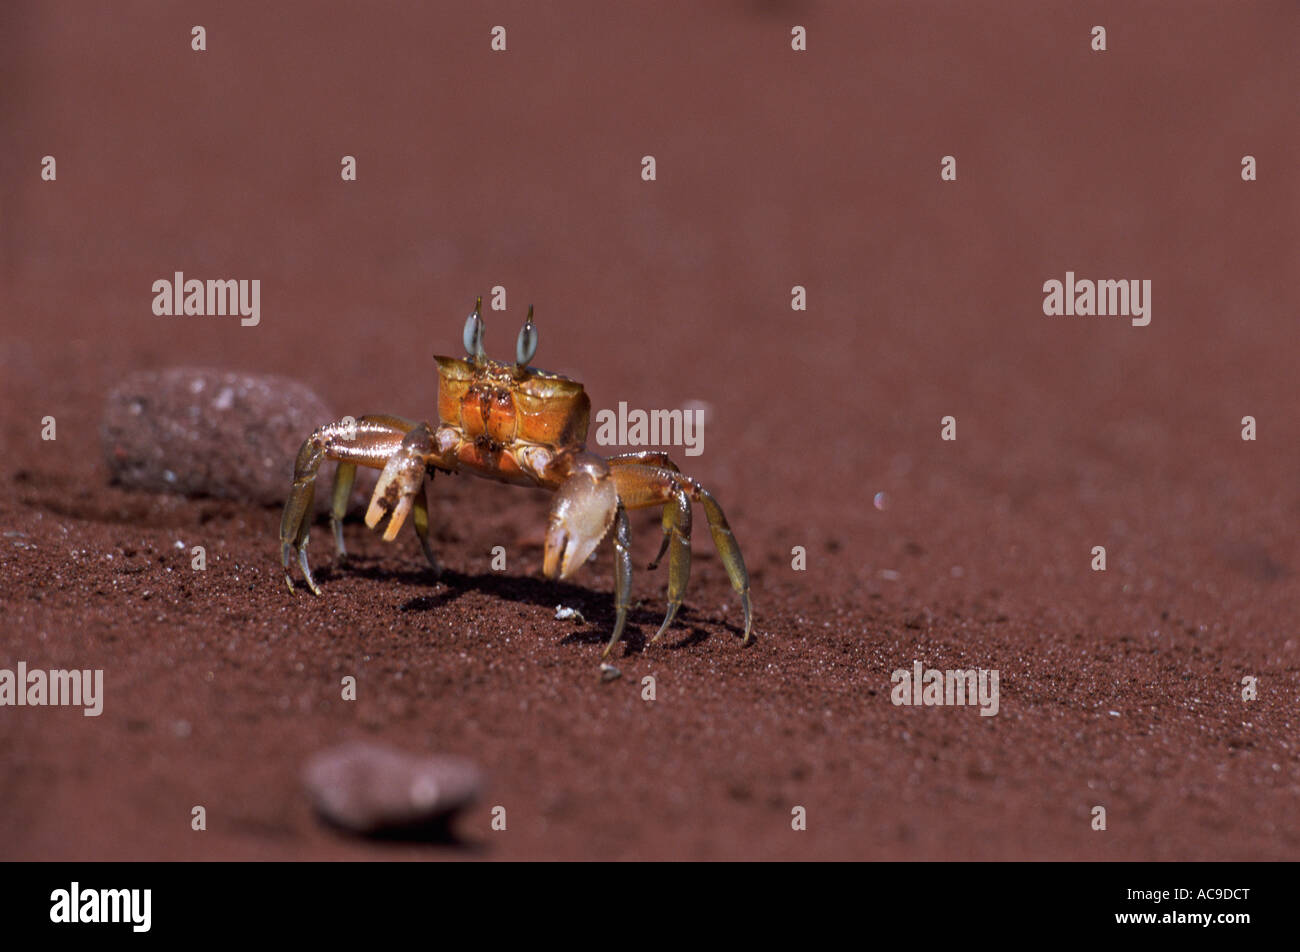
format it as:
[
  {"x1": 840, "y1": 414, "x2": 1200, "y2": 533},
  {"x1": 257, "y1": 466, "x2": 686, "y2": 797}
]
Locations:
[
  {"x1": 515, "y1": 305, "x2": 538, "y2": 367},
  {"x1": 463, "y1": 297, "x2": 485, "y2": 360}
]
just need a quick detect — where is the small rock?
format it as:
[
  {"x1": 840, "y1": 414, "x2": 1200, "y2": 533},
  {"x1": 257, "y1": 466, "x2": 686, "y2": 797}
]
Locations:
[
  {"x1": 101, "y1": 368, "x2": 334, "y2": 505},
  {"x1": 599, "y1": 663, "x2": 621, "y2": 683},
  {"x1": 555, "y1": 604, "x2": 585, "y2": 623},
  {"x1": 303, "y1": 741, "x2": 482, "y2": 835}
]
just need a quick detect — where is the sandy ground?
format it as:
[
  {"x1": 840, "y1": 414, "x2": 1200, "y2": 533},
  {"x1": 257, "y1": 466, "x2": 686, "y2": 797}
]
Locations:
[{"x1": 1, "y1": 1, "x2": 1298, "y2": 860}]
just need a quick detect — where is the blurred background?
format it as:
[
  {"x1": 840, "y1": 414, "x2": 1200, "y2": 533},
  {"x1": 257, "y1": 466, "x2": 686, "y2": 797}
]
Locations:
[{"x1": 1, "y1": 1, "x2": 1297, "y2": 860}]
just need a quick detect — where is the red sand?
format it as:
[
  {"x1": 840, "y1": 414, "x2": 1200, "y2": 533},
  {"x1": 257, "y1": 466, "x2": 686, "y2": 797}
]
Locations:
[{"x1": 1, "y1": 1, "x2": 1297, "y2": 860}]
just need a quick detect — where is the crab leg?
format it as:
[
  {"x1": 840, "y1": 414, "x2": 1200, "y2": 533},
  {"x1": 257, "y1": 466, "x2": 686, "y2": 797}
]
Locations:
[
  {"x1": 606, "y1": 451, "x2": 680, "y2": 472},
  {"x1": 696, "y1": 488, "x2": 752, "y2": 641},
  {"x1": 604, "y1": 503, "x2": 633, "y2": 658},
  {"x1": 646, "y1": 485, "x2": 692, "y2": 644},
  {"x1": 609, "y1": 446, "x2": 694, "y2": 638},
  {"x1": 608, "y1": 458, "x2": 753, "y2": 645},
  {"x1": 330, "y1": 462, "x2": 357, "y2": 557},
  {"x1": 281, "y1": 414, "x2": 434, "y2": 595},
  {"x1": 411, "y1": 480, "x2": 438, "y2": 571}
]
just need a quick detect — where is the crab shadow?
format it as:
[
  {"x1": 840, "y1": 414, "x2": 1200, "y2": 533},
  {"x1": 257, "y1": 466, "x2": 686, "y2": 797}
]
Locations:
[
  {"x1": 375, "y1": 565, "x2": 741, "y2": 655},
  {"x1": 311, "y1": 554, "x2": 444, "y2": 590}
]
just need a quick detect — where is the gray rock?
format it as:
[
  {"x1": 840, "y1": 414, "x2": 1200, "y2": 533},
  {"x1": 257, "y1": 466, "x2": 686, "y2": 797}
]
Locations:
[
  {"x1": 101, "y1": 368, "x2": 334, "y2": 505},
  {"x1": 303, "y1": 741, "x2": 483, "y2": 835}
]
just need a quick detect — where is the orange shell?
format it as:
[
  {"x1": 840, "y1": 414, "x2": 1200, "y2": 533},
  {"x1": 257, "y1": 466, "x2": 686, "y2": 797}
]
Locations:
[{"x1": 434, "y1": 356, "x2": 590, "y2": 448}]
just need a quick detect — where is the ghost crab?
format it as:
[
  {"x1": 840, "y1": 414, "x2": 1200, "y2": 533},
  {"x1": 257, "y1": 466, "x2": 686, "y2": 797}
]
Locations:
[{"x1": 279, "y1": 298, "x2": 752, "y2": 657}]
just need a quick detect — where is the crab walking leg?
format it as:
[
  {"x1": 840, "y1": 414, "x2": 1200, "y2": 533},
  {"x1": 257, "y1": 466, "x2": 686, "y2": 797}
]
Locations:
[
  {"x1": 410, "y1": 479, "x2": 439, "y2": 571},
  {"x1": 634, "y1": 454, "x2": 686, "y2": 574},
  {"x1": 608, "y1": 462, "x2": 694, "y2": 643},
  {"x1": 647, "y1": 503, "x2": 673, "y2": 570},
  {"x1": 287, "y1": 480, "x2": 316, "y2": 592},
  {"x1": 695, "y1": 487, "x2": 752, "y2": 642},
  {"x1": 603, "y1": 504, "x2": 633, "y2": 658},
  {"x1": 609, "y1": 459, "x2": 753, "y2": 645},
  {"x1": 646, "y1": 487, "x2": 692, "y2": 643},
  {"x1": 606, "y1": 451, "x2": 681, "y2": 473},
  {"x1": 330, "y1": 462, "x2": 357, "y2": 558},
  {"x1": 280, "y1": 414, "x2": 417, "y2": 594}
]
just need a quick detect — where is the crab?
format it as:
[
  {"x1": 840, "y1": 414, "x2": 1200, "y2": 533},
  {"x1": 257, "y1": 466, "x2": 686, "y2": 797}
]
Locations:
[{"x1": 279, "y1": 297, "x2": 752, "y2": 657}]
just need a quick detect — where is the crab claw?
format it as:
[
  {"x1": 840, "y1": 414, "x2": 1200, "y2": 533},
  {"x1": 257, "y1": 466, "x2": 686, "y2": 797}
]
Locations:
[
  {"x1": 544, "y1": 462, "x2": 618, "y2": 579},
  {"x1": 364, "y1": 423, "x2": 433, "y2": 542}
]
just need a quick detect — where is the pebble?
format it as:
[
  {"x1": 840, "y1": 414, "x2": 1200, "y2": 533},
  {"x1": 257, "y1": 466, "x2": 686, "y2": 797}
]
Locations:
[
  {"x1": 302, "y1": 741, "x2": 482, "y2": 835},
  {"x1": 101, "y1": 367, "x2": 333, "y2": 505},
  {"x1": 555, "y1": 604, "x2": 585, "y2": 623}
]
